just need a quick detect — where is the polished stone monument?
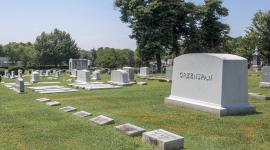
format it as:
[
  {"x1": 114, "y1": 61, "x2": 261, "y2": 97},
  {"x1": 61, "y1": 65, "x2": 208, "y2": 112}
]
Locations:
[
  {"x1": 139, "y1": 67, "x2": 150, "y2": 77},
  {"x1": 165, "y1": 53, "x2": 255, "y2": 116},
  {"x1": 76, "y1": 70, "x2": 91, "y2": 83},
  {"x1": 123, "y1": 67, "x2": 135, "y2": 82},
  {"x1": 109, "y1": 70, "x2": 130, "y2": 85},
  {"x1": 69, "y1": 58, "x2": 89, "y2": 76},
  {"x1": 31, "y1": 71, "x2": 40, "y2": 83}
]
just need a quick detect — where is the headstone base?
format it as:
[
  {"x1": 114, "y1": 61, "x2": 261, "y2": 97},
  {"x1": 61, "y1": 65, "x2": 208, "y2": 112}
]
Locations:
[
  {"x1": 165, "y1": 96, "x2": 256, "y2": 116},
  {"x1": 108, "y1": 81, "x2": 136, "y2": 86},
  {"x1": 260, "y1": 82, "x2": 270, "y2": 88}
]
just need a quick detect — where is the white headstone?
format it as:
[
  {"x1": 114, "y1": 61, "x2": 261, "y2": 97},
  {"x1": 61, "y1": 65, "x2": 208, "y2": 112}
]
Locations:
[
  {"x1": 76, "y1": 70, "x2": 91, "y2": 83},
  {"x1": 143, "y1": 129, "x2": 184, "y2": 150},
  {"x1": 10, "y1": 71, "x2": 15, "y2": 79},
  {"x1": 45, "y1": 70, "x2": 51, "y2": 76},
  {"x1": 110, "y1": 70, "x2": 128, "y2": 84},
  {"x1": 4, "y1": 70, "x2": 8, "y2": 78},
  {"x1": 15, "y1": 78, "x2": 24, "y2": 93},
  {"x1": 165, "y1": 66, "x2": 173, "y2": 81},
  {"x1": 92, "y1": 70, "x2": 101, "y2": 80},
  {"x1": 140, "y1": 67, "x2": 150, "y2": 77},
  {"x1": 31, "y1": 71, "x2": 40, "y2": 83},
  {"x1": 165, "y1": 53, "x2": 255, "y2": 116},
  {"x1": 123, "y1": 67, "x2": 135, "y2": 82}
]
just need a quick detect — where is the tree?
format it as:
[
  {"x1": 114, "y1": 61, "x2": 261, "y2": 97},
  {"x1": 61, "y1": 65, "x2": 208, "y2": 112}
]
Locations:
[
  {"x1": 115, "y1": 0, "x2": 193, "y2": 72},
  {"x1": 199, "y1": 0, "x2": 230, "y2": 52},
  {"x1": 247, "y1": 10, "x2": 270, "y2": 65},
  {"x1": 0, "y1": 45, "x2": 4, "y2": 57},
  {"x1": 34, "y1": 29, "x2": 80, "y2": 66}
]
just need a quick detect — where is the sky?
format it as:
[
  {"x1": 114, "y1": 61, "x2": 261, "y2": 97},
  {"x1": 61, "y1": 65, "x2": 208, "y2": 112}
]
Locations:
[{"x1": 0, "y1": 0, "x2": 270, "y2": 51}]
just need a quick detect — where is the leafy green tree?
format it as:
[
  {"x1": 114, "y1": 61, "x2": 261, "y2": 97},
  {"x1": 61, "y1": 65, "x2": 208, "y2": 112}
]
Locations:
[
  {"x1": 34, "y1": 29, "x2": 80, "y2": 66},
  {"x1": 199, "y1": 0, "x2": 230, "y2": 53},
  {"x1": 247, "y1": 10, "x2": 270, "y2": 64},
  {"x1": 0, "y1": 45, "x2": 4, "y2": 57}
]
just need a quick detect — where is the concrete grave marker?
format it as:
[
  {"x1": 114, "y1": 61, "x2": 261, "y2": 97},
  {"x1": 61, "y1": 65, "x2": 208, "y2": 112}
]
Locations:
[
  {"x1": 123, "y1": 67, "x2": 135, "y2": 82},
  {"x1": 115, "y1": 123, "x2": 145, "y2": 137},
  {"x1": 165, "y1": 66, "x2": 173, "y2": 81},
  {"x1": 260, "y1": 66, "x2": 270, "y2": 88},
  {"x1": 46, "y1": 101, "x2": 61, "y2": 106},
  {"x1": 69, "y1": 59, "x2": 89, "y2": 76},
  {"x1": 76, "y1": 70, "x2": 91, "y2": 83},
  {"x1": 10, "y1": 71, "x2": 15, "y2": 79},
  {"x1": 92, "y1": 70, "x2": 101, "y2": 80},
  {"x1": 36, "y1": 98, "x2": 50, "y2": 102},
  {"x1": 139, "y1": 67, "x2": 150, "y2": 77},
  {"x1": 109, "y1": 70, "x2": 134, "y2": 86},
  {"x1": 165, "y1": 54, "x2": 255, "y2": 116},
  {"x1": 60, "y1": 106, "x2": 77, "y2": 112},
  {"x1": 31, "y1": 71, "x2": 40, "y2": 83},
  {"x1": 73, "y1": 111, "x2": 92, "y2": 118},
  {"x1": 90, "y1": 115, "x2": 114, "y2": 125},
  {"x1": 14, "y1": 78, "x2": 24, "y2": 93},
  {"x1": 143, "y1": 129, "x2": 184, "y2": 150}
]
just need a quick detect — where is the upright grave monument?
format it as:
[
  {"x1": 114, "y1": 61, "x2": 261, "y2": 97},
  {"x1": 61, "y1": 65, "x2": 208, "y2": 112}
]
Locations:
[
  {"x1": 251, "y1": 47, "x2": 261, "y2": 71},
  {"x1": 165, "y1": 66, "x2": 173, "y2": 81},
  {"x1": 76, "y1": 70, "x2": 91, "y2": 83},
  {"x1": 139, "y1": 67, "x2": 150, "y2": 77},
  {"x1": 10, "y1": 71, "x2": 15, "y2": 79},
  {"x1": 31, "y1": 71, "x2": 40, "y2": 83},
  {"x1": 109, "y1": 69, "x2": 133, "y2": 86},
  {"x1": 123, "y1": 67, "x2": 135, "y2": 82},
  {"x1": 260, "y1": 66, "x2": 270, "y2": 88},
  {"x1": 69, "y1": 58, "x2": 89, "y2": 77},
  {"x1": 92, "y1": 70, "x2": 101, "y2": 80},
  {"x1": 14, "y1": 78, "x2": 24, "y2": 93},
  {"x1": 165, "y1": 53, "x2": 255, "y2": 116}
]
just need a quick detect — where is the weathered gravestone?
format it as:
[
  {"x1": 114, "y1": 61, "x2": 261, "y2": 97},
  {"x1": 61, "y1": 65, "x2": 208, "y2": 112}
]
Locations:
[
  {"x1": 165, "y1": 66, "x2": 173, "y2": 81},
  {"x1": 18, "y1": 69, "x2": 23, "y2": 78},
  {"x1": 251, "y1": 47, "x2": 261, "y2": 71},
  {"x1": 73, "y1": 111, "x2": 92, "y2": 118},
  {"x1": 123, "y1": 67, "x2": 135, "y2": 82},
  {"x1": 76, "y1": 70, "x2": 91, "y2": 83},
  {"x1": 4, "y1": 70, "x2": 8, "y2": 78},
  {"x1": 46, "y1": 101, "x2": 61, "y2": 106},
  {"x1": 60, "y1": 106, "x2": 77, "y2": 112},
  {"x1": 45, "y1": 70, "x2": 50, "y2": 76},
  {"x1": 90, "y1": 115, "x2": 114, "y2": 125},
  {"x1": 143, "y1": 129, "x2": 184, "y2": 150},
  {"x1": 31, "y1": 71, "x2": 40, "y2": 83},
  {"x1": 139, "y1": 67, "x2": 150, "y2": 77},
  {"x1": 109, "y1": 70, "x2": 131, "y2": 85},
  {"x1": 14, "y1": 78, "x2": 24, "y2": 93},
  {"x1": 69, "y1": 58, "x2": 89, "y2": 76},
  {"x1": 165, "y1": 53, "x2": 255, "y2": 116},
  {"x1": 10, "y1": 71, "x2": 15, "y2": 79},
  {"x1": 36, "y1": 98, "x2": 50, "y2": 102},
  {"x1": 115, "y1": 123, "x2": 145, "y2": 137},
  {"x1": 260, "y1": 66, "x2": 270, "y2": 88},
  {"x1": 92, "y1": 70, "x2": 101, "y2": 80}
]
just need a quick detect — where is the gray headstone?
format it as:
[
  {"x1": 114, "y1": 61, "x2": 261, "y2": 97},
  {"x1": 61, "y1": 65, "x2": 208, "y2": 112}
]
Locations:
[
  {"x1": 60, "y1": 106, "x2": 77, "y2": 112},
  {"x1": 10, "y1": 71, "x2": 15, "y2": 79},
  {"x1": 73, "y1": 111, "x2": 92, "y2": 118},
  {"x1": 140, "y1": 67, "x2": 150, "y2": 77},
  {"x1": 110, "y1": 70, "x2": 128, "y2": 84},
  {"x1": 115, "y1": 123, "x2": 145, "y2": 137},
  {"x1": 46, "y1": 101, "x2": 61, "y2": 106},
  {"x1": 261, "y1": 66, "x2": 270, "y2": 83},
  {"x1": 76, "y1": 70, "x2": 91, "y2": 83},
  {"x1": 123, "y1": 67, "x2": 135, "y2": 82},
  {"x1": 90, "y1": 115, "x2": 114, "y2": 125},
  {"x1": 15, "y1": 78, "x2": 24, "y2": 93},
  {"x1": 92, "y1": 70, "x2": 101, "y2": 80},
  {"x1": 165, "y1": 66, "x2": 173, "y2": 81},
  {"x1": 143, "y1": 129, "x2": 184, "y2": 150},
  {"x1": 69, "y1": 58, "x2": 89, "y2": 76},
  {"x1": 165, "y1": 54, "x2": 255, "y2": 116},
  {"x1": 31, "y1": 71, "x2": 40, "y2": 83}
]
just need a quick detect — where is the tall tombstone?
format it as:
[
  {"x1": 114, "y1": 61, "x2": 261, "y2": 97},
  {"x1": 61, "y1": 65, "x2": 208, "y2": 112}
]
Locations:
[
  {"x1": 10, "y1": 71, "x2": 15, "y2": 79},
  {"x1": 259, "y1": 66, "x2": 270, "y2": 88},
  {"x1": 123, "y1": 67, "x2": 135, "y2": 82},
  {"x1": 31, "y1": 71, "x2": 40, "y2": 83},
  {"x1": 110, "y1": 70, "x2": 128, "y2": 84},
  {"x1": 165, "y1": 66, "x2": 173, "y2": 81},
  {"x1": 251, "y1": 47, "x2": 261, "y2": 71},
  {"x1": 139, "y1": 67, "x2": 150, "y2": 77},
  {"x1": 55, "y1": 71, "x2": 60, "y2": 78},
  {"x1": 165, "y1": 53, "x2": 255, "y2": 116},
  {"x1": 92, "y1": 70, "x2": 101, "y2": 80},
  {"x1": 15, "y1": 78, "x2": 24, "y2": 93},
  {"x1": 4, "y1": 70, "x2": 8, "y2": 78},
  {"x1": 45, "y1": 70, "x2": 51, "y2": 76},
  {"x1": 76, "y1": 70, "x2": 91, "y2": 83},
  {"x1": 69, "y1": 58, "x2": 89, "y2": 76},
  {"x1": 18, "y1": 70, "x2": 23, "y2": 78}
]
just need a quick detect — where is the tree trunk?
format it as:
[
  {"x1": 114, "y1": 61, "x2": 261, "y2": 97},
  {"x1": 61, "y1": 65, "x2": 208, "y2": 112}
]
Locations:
[{"x1": 156, "y1": 53, "x2": 161, "y2": 73}]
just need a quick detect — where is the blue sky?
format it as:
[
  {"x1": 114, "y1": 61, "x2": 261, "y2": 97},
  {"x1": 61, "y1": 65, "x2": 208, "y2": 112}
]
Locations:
[{"x1": 0, "y1": 0, "x2": 270, "y2": 50}]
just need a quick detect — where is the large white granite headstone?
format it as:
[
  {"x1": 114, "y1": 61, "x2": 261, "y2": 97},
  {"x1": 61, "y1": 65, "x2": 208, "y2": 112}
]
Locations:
[
  {"x1": 15, "y1": 78, "x2": 24, "y2": 93},
  {"x1": 10, "y1": 71, "x2": 15, "y2": 79},
  {"x1": 76, "y1": 70, "x2": 91, "y2": 83},
  {"x1": 139, "y1": 67, "x2": 150, "y2": 77},
  {"x1": 165, "y1": 53, "x2": 255, "y2": 116},
  {"x1": 110, "y1": 70, "x2": 128, "y2": 85},
  {"x1": 92, "y1": 70, "x2": 101, "y2": 80},
  {"x1": 123, "y1": 67, "x2": 135, "y2": 82},
  {"x1": 31, "y1": 71, "x2": 40, "y2": 83}
]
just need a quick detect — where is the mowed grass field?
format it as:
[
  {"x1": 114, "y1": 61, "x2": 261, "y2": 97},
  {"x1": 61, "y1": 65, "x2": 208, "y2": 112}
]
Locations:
[{"x1": 0, "y1": 71, "x2": 270, "y2": 150}]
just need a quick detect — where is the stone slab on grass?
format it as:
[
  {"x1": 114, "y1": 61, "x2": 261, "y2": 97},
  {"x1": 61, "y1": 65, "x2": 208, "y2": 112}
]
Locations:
[
  {"x1": 73, "y1": 111, "x2": 92, "y2": 118},
  {"x1": 115, "y1": 123, "x2": 145, "y2": 137},
  {"x1": 46, "y1": 101, "x2": 61, "y2": 106},
  {"x1": 143, "y1": 129, "x2": 184, "y2": 150},
  {"x1": 36, "y1": 98, "x2": 50, "y2": 102},
  {"x1": 60, "y1": 106, "x2": 77, "y2": 112},
  {"x1": 90, "y1": 115, "x2": 114, "y2": 125}
]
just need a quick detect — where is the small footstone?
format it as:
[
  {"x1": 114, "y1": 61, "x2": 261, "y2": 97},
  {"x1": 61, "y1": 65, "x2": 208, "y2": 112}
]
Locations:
[
  {"x1": 115, "y1": 123, "x2": 145, "y2": 137},
  {"x1": 90, "y1": 115, "x2": 114, "y2": 125},
  {"x1": 137, "y1": 82, "x2": 147, "y2": 85},
  {"x1": 46, "y1": 101, "x2": 61, "y2": 106},
  {"x1": 36, "y1": 98, "x2": 50, "y2": 102},
  {"x1": 60, "y1": 106, "x2": 77, "y2": 112},
  {"x1": 142, "y1": 129, "x2": 184, "y2": 150},
  {"x1": 73, "y1": 111, "x2": 92, "y2": 118}
]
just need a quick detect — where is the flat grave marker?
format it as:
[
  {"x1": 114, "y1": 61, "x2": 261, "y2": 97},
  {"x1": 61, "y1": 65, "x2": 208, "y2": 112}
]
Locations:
[
  {"x1": 73, "y1": 111, "x2": 92, "y2": 118},
  {"x1": 60, "y1": 106, "x2": 77, "y2": 112},
  {"x1": 36, "y1": 98, "x2": 50, "y2": 102},
  {"x1": 46, "y1": 101, "x2": 61, "y2": 106},
  {"x1": 115, "y1": 123, "x2": 145, "y2": 137},
  {"x1": 90, "y1": 115, "x2": 114, "y2": 125}
]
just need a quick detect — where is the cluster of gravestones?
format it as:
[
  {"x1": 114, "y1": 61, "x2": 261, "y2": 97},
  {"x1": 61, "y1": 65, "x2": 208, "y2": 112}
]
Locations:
[
  {"x1": 3, "y1": 69, "x2": 23, "y2": 79},
  {"x1": 36, "y1": 97, "x2": 184, "y2": 150}
]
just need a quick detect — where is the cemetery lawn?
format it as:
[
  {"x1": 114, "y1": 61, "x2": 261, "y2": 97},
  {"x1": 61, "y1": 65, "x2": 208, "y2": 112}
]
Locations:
[{"x1": 0, "y1": 71, "x2": 270, "y2": 150}]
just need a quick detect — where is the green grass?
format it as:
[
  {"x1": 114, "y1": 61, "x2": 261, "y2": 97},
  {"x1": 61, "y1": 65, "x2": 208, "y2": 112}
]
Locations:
[{"x1": 0, "y1": 71, "x2": 270, "y2": 150}]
